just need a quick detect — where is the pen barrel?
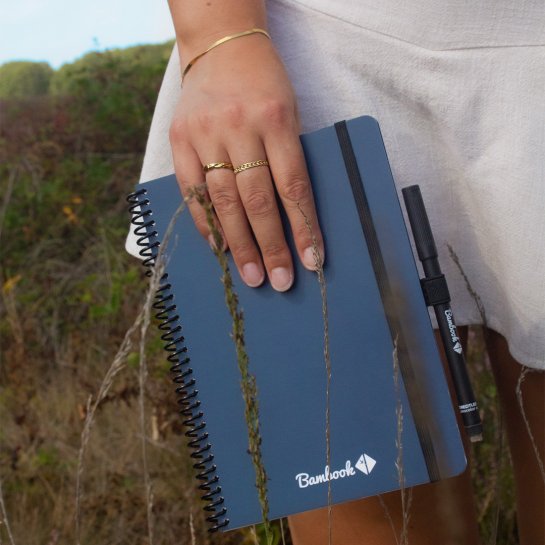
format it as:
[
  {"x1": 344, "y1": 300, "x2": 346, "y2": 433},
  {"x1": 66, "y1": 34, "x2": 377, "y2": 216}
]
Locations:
[
  {"x1": 402, "y1": 184, "x2": 483, "y2": 441},
  {"x1": 435, "y1": 303, "x2": 482, "y2": 438}
]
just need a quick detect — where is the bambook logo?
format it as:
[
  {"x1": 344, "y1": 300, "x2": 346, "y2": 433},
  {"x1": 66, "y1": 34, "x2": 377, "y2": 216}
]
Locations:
[
  {"x1": 355, "y1": 453, "x2": 377, "y2": 475},
  {"x1": 295, "y1": 454, "x2": 377, "y2": 489},
  {"x1": 444, "y1": 310, "x2": 463, "y2": 353}
]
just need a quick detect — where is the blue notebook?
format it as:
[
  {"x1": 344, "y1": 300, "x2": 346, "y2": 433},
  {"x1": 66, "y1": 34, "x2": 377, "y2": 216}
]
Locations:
[{"x1": 127, "y1": 115, "x2": 466, "y2": 532}]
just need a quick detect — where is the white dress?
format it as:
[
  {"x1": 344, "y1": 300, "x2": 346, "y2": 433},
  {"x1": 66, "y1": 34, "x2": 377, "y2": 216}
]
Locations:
[{"x1": 126, "y1": 0, "x2": 545, "y2": 370}]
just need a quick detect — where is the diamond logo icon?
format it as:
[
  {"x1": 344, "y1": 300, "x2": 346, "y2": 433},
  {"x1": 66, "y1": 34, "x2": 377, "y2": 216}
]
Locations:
[
  {"x1": 453, "y1": 341, "x2": 463, "y2": 354},
  {"x1": 355, "y1": 453, "x2": 376, "y2": 475}
]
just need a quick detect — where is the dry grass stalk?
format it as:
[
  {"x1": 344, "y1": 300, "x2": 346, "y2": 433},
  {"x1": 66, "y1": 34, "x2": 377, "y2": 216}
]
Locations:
[
  {"x1": 393, "y1": 338, "x2": 413, "y2": 545},
  {"x1": 446, "y1": 248, "x2": 509, "y2": 542},
  {"x1": 138, "y1": 261, "x2": 157, "y2": 545},
  {"x1": 295, "y1": 201, "x2": 333, "y2": 545},
  {"x1": 516, "y1": 366, "x2": 545, "y2": 484},
  {"x1": 447, "y1": 244, "x2": 488, "y2": 330},
  {"x1": 377, "y1": 495, "x2": 400, "y2": 545},
  {"x1": 75, "y1": 319, "x2": 141, "y2": 544},
  {"x1": 189, "y1": 512, "x2": 196, "y2": 545},
  {"x1": 0, "y1": 479, "x2": 16, "y2": 545},
  {"x1": 279, "y1": 518, "x2": 287, "y2": 545},
  {"x1": 489, "y1": 427, "x2": 504, "y2": 545},
  {"x1": 183, "y1": 471, "x2": 208, "y2": 545},
  {"x1": 249, "y1": 526, "x2": 260, "y2": 545},
  {"x1": 447, "y1": 250, "x2": 504, "y2": 545},
  {"x1": 187, "y1": 184, "x2": 272, "y2": 544},
  {"x1": 75, "y1": 197, "x2": 186, "y2": 544}
]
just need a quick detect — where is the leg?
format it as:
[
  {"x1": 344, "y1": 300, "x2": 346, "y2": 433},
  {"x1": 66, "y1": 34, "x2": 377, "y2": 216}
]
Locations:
[
  {"x1": 484, "y1": 328, "x2": 545, "y2": 545},
  {"x1": 288, "y1": 327, "x2": 482, "y2": 545}
]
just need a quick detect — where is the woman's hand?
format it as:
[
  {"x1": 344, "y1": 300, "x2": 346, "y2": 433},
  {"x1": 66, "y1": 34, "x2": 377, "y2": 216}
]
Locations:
[{"x1": 169, "y1": 32, "x2": 324, "y2": 291}]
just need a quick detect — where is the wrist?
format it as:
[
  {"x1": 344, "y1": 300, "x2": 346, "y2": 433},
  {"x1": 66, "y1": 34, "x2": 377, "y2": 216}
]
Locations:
[
  {"x1": 179, "y1": 27, "x2": 272, "y2": 82},
  {"x1": 181, "y1": 21, "x2": 267, "y2": 49},
  {"x1": 167, "y1": 0, "x2": 267, "y2": 65}
]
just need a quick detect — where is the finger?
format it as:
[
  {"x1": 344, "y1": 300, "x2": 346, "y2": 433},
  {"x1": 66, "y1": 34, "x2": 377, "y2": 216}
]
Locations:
[
  {"x1": 230, "y1": 138, "x2": 294, "y2": 292},
  {"x1": 198, "y1": 146, "x2": 266, "y2": 288},
  {"x1": 262, "y1": 128, "x2": 325, "y2": 271},
  {"x1": 170, "y1": 136, "x2": 227, "y2": 251}
]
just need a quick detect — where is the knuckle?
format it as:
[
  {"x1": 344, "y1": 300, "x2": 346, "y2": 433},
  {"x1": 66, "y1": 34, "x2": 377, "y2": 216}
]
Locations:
[
  {"x1": 294, "y1": 223, "x2": 315, "y2": 242},
  {"x1": 279, "y1": 175, "x2": 310, "y2": 202},
  {"x1": 169, "y1": 118, "x2": 186, "y2": 144},
  {"x1": 221, "y1": 102, "x2": 245, "y2": 129},
  {"x1": 244, "y1": 190, "x2": 274, "y2": 217},
  {"x1": 197, "y1": 110, "x2": 214, "y2": 134},
  {"x1": 229, "y1": 239, "x2": 255, "y2": 260},
  {"x1": 211, "y1": 187, "x2": 239, "y2": 215},
  {"x1": 187, "y1": 109, "x2": 214, "y2": 135},
  {"x1": 260, "y1": 98, "x2": 291, "y2": 128},
  {"x1": 262, "y1": 241, "x2": 288, "y2": 259}
]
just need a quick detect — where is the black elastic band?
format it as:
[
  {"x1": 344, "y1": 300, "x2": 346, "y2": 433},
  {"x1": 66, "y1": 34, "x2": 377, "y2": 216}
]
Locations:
[{"x1": 334, "y1": 120, "x2": 441, "y2": 483}]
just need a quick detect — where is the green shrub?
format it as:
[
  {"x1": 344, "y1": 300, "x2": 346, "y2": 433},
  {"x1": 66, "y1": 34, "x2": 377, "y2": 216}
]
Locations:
[{"x1": 0, "y1": 61, "x2": 53, "y2": 98}]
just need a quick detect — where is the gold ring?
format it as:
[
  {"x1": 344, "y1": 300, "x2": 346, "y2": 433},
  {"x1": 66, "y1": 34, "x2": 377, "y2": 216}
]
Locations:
[
  {"x1": 233, "y1": 160, "x2": 269, "y2": 175},
  {"x1": 203, "y1": 162, "x2": 234, "y2": 173}
]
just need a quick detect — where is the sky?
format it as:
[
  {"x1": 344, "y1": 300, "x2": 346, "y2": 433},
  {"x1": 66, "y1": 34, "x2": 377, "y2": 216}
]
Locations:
[{"x1": 0, "y1": 0, "x2": 175, "y2": 68}]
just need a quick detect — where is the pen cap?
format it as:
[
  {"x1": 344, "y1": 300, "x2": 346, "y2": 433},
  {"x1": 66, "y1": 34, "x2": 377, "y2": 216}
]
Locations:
[{"x1": 402, "y1": 185, "x2": 438, "y2": 261}]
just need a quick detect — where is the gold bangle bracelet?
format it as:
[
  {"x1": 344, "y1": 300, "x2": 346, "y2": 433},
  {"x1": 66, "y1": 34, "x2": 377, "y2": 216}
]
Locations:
[{"x1": 181, "y1": 28, "x2": 271, "y2": 86}]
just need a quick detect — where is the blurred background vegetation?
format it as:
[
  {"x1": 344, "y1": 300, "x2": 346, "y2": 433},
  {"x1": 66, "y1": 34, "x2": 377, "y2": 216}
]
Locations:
[{"x1": 0, "y1": 41, "x2": 517, "y2": 544}]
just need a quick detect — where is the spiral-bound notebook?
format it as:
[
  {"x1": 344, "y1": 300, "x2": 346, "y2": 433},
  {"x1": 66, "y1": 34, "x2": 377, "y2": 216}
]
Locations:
[{"x1": 127, "y1": 115, "x2": 466, "y2": 532}]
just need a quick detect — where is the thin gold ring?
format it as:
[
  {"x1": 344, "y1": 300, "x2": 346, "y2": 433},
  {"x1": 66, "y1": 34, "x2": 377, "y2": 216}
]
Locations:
[
  {"x1": 233, "y1": 160, "x2": 270, "y2": 175},
  {"x1": 203, "y1": 162, "x2": 234, "y2": 173}
]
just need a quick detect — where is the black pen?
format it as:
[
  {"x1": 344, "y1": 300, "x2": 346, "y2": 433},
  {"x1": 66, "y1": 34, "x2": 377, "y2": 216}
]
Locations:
[{"x1": 402, "y1": 185, "x2": 483, "y2": 442}]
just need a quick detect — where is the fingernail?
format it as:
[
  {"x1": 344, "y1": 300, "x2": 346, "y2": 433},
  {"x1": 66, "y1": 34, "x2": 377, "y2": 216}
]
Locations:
[
  {"x1": 303, "y1": 246, "x2": 323, "y2": 270},
  {"x1": 270, "y1": 267, "x2": 293, "y2": 292},
  {"x1": 242, "y1": 262, "x2": 264, "y2": 287}
]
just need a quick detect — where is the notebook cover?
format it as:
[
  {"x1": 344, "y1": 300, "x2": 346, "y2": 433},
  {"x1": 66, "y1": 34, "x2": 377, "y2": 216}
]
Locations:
[{"x1": 127, "y1": 115, "x2": 466, "y2": 532}]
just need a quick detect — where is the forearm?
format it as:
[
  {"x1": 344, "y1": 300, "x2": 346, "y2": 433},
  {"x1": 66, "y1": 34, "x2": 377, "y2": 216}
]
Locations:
[{"x1": 167, "y1": 0, "x2": 268, "y2": 63}]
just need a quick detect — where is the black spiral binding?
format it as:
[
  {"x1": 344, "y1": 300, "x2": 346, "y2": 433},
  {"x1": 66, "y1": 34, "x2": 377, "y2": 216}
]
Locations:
[{"x1": 127, "y1": 188, "x2": 229, "y2": 532}]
